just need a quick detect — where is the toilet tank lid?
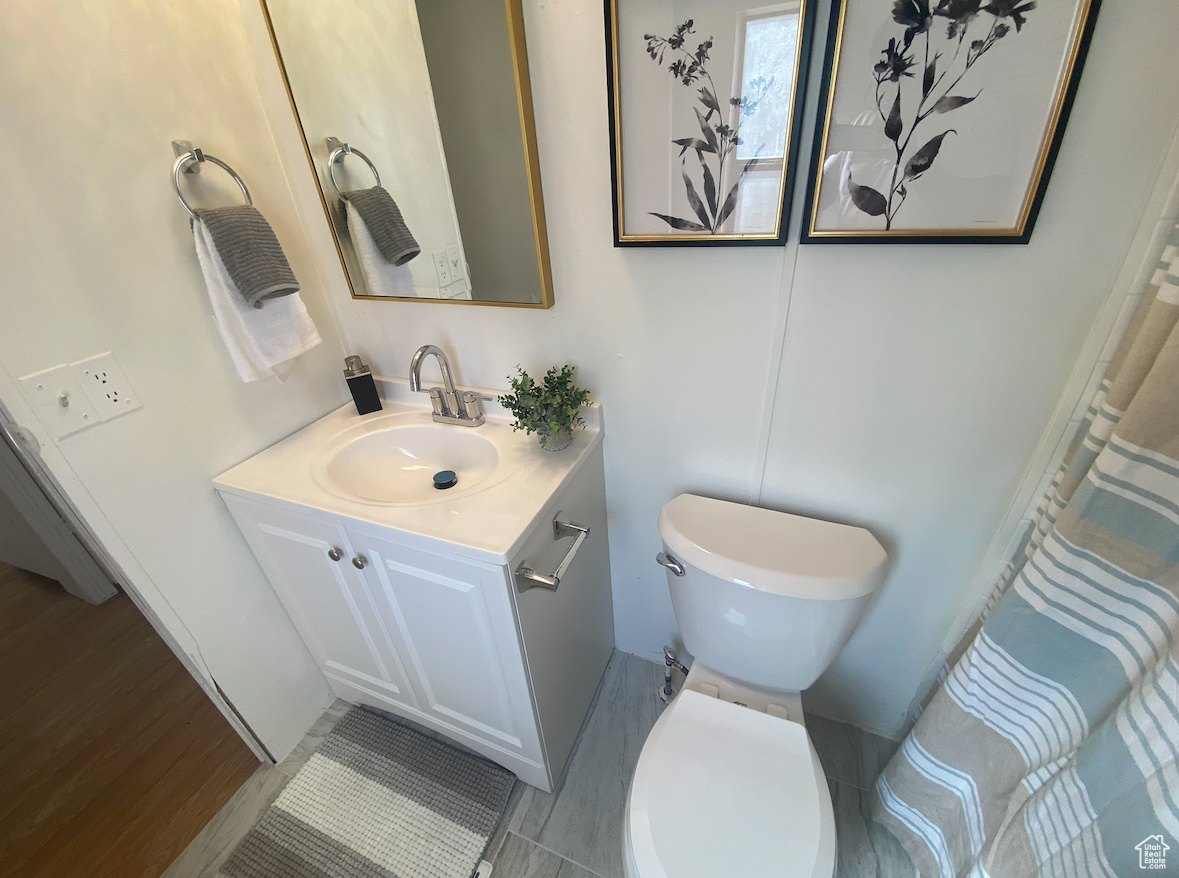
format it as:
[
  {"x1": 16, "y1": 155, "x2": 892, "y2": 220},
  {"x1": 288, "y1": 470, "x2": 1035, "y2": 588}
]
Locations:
[{"x1": 658, "y1": 494, "x2": 888, "y2": 600}]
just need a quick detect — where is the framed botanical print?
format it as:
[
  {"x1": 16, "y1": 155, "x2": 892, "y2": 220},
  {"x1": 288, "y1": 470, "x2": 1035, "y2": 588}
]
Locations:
[
  {"x1": 605, "y1": 0, "x2": 815, "y2": 246},
  {"x1": 802, "y1": 0, "x2": 1101, "y2": 244}
]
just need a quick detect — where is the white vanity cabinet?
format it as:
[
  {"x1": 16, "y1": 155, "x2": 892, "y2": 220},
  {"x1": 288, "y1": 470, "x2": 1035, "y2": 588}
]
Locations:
[
  {"x1": 216, "y1": 418, "x2": 614, "y2": 793},
  {"x1": 223, "y1": 503, "x2": 421, "y2": 714},
  {"x1": 344, "y1": 528, "x2": 545, "y2": 769}
]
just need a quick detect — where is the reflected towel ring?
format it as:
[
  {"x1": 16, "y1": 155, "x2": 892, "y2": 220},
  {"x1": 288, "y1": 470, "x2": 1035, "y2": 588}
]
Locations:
[
  {"x1": 327, "y1": 142, "x2": 382, "y2": 198},
  {"x1": 172, "y1": 149, "x2": 252, "y2": 219}
]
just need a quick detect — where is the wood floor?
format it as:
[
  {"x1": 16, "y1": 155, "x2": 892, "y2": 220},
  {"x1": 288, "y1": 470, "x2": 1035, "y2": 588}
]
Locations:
[{"x1": 0, "y1": 561, "x2": 261, "y2": 877}]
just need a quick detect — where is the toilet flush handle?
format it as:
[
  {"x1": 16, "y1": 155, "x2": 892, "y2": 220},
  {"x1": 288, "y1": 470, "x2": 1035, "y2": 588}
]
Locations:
[{"x1": 656, "y1": 552, "x2": 684, "y2": 576}]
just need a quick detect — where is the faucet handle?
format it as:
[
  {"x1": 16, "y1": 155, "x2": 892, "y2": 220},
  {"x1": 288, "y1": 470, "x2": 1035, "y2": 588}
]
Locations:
[
  {"x1": 460, "y1": 390, "x2": 484, "y2": 421},
  {"x1": 428, "y1": 387, "x2": 446, "y2": 417}
]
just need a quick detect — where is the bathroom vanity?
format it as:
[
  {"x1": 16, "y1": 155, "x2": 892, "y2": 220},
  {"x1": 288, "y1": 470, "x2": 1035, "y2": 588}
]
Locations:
[{"x1": 214, "y1": 386, "x2": 614, "y2": 791}]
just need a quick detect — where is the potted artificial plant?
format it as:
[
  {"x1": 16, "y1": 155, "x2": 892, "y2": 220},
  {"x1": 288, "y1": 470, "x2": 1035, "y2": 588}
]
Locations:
[{"x1": 498, "y1": 364, "x2": 591, "y2": 452}]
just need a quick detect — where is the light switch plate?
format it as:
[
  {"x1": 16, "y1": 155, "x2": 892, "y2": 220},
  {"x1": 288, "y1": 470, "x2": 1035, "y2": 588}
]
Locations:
[
  {"x1": 18, "y1": 364, "x2": 101, "y2": 439},
  {"x1": 71, "y1": 352, "x2": 142, "y2": 421},
  {"x1": 432, "y1": 250, "x2": 452, "y2": 286}
]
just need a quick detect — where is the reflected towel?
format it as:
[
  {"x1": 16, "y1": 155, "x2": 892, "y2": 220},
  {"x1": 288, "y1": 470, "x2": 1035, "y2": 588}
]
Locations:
[
  {"x1": 193, "y1": 218, "x2": 320, "y2": 383},
  {"x1": 345, "y1": 200, "x2": 417, "y2": 298},
  {"x1": 343, "y1": 187, "x2": 420, "y2": 265},
  {"x1": 195, "y1": 205, "x2": 300, "y2": 308}
]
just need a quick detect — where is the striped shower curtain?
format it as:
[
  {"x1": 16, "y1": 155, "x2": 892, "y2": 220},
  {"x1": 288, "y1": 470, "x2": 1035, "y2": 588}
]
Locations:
[{"x1": 872, "y1": 226, "x2": 1179, "y2": 877}]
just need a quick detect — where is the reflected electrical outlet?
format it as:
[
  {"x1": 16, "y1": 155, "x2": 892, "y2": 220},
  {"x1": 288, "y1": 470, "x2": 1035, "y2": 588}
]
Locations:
[{"x1": 432, "y1": 250, "x2": 452, "y2": 287}]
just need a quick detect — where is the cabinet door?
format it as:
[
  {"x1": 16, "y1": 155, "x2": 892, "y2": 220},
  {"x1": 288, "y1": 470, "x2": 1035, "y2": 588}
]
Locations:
[
  {"x1": 509, "y1": 445, "x2": 614, "y2": 783},
  {"x1": 354, "y1": 531, "x2": 543, "y2": 764},
  {"x1": 221, "y1": 497, "x2": 418, "y2": 710}
]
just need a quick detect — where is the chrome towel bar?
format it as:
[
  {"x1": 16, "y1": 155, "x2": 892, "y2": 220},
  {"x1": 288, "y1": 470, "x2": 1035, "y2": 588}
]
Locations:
[
  {"x1": 326, "y1": 136, "x2": 381, "y2": 197},
  {"x1": 171, "y1": 140, "x2": 252, "y2": 219},
  {"x1": 515, "y1": 514, "x2": 590, "y2": 593}
]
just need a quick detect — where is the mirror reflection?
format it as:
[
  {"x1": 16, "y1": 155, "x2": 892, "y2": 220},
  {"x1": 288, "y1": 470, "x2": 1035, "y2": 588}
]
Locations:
[{"x1": 264, "y1": 0, "x2": 553, "y2": 307}]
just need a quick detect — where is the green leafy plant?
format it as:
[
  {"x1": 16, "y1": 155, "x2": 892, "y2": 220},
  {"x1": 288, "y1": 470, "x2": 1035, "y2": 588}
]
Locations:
[{"x1": 498, "y1": 365, "x2": 591, "y2": 449}]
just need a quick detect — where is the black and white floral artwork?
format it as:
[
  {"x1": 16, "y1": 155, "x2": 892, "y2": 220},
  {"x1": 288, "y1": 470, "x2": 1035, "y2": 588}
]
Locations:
[
  {"x1": 641, "y1": 20, "x2": 771, "y2": 234},
  {"x1": 606, "y1": 0, "x2": 813, "y2": 246},
  {"x1": 804, "y1": 0, "x2": 1098, "y2": 243}
]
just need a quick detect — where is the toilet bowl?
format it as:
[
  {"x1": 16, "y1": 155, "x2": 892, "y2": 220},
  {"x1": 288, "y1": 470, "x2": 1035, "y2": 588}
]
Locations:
[{"x1": 623, "y1": 494, "x2": 889, "y2": 878}]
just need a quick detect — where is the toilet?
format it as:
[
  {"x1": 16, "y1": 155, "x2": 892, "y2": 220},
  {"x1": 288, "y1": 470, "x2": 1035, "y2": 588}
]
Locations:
[{"x1": 623, "y1": 494, "x2": 889, "y2": 878}]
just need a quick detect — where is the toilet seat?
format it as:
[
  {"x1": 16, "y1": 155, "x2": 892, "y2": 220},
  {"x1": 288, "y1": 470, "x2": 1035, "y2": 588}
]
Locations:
[{"x1": 624, "y1": 689, "x2": 835, "y2": 878}]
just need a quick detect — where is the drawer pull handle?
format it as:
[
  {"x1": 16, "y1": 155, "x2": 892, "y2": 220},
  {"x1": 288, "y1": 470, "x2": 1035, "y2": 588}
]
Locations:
[
  {"x1": 515, "y1": 513, "x2": 590, "y2": 593},
  {"x1": 327, "y1": 547, "x2": 343, "y2": 562},
  {"x1": 352, "y1": 555, "x2": 367, "y2": 570}
]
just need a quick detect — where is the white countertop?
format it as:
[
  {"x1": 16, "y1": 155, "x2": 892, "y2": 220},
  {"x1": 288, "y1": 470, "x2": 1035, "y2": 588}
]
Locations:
[{"x1": 214, "y1": 378, "x2": 603, "y2": 564}]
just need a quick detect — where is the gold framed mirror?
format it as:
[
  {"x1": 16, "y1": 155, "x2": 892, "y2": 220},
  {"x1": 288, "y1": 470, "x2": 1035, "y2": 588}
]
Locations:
[{"x1": 260, "y1": 0, "x2": 554, "y2": 307}]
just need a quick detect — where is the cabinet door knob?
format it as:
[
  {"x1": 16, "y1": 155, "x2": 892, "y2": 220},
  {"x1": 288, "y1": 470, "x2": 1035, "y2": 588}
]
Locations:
[
  {"x1": 352, "y1": 555, "x2": 367, "y2": 570},
  {"x1": 327, "y1": 547, "x2": 343, "y2": 562}
]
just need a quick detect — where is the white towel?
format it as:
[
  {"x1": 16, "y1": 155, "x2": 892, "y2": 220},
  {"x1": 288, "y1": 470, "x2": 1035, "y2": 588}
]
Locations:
[
  {"x1": 345, "y1": 200, "x2": 418, "y2": 298},
  {"x1": 193, "y1": 219, "x2": 321, "y2": 383}
]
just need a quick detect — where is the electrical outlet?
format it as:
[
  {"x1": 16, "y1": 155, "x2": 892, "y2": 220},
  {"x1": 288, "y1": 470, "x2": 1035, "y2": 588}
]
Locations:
[
  {"x1": 17, "y1": 364, "x2": 101, "y2": 439},
  {"x1": 445, "y1": 245, "x2": 465, "y2": 283},
  {"x1": 71, "y1": 352, "x2": 142, "y2": 422},
  {"x1": 432, "y1": 250, "x2": 452, "y2": 286}
]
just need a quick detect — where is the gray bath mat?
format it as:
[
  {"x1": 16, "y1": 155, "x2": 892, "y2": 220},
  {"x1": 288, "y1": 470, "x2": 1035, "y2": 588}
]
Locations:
[{"x1": 221, "y1": 706, "x2": 515, "y2": 878}]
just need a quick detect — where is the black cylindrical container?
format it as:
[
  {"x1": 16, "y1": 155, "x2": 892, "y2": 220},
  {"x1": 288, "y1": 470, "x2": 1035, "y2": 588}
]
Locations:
[{"x1": 344, "y1": 355, "x2": 382, "y2": 415}]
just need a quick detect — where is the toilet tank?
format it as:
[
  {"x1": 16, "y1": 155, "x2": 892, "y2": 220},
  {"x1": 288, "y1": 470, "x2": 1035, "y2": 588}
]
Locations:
[{"x1": 658, "y1": 494, "x2": 889, "y2": 693}]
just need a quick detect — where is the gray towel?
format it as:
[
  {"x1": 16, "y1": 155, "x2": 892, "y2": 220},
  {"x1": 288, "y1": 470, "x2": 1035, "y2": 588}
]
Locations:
[
  {"x1": 195, "y1": 205, "x2": 300, "y2": 308},
  {"x1": 343, "y1": 187, "x2": 420, "y2": 265}
]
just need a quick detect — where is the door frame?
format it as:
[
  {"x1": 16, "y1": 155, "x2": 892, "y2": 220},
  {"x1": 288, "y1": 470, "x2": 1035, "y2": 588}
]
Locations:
[
  {"x1": 0, "y1": 404, "x2": 273, "y2": 763},
  {"x1": 0, "y1": 424, "x2": 117, "y2": 604}
]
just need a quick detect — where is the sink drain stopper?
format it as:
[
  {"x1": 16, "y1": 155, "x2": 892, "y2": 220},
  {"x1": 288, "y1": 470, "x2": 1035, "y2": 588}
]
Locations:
[{"x1": 433, "y1": 470, "x2": 458, "y2": 490}]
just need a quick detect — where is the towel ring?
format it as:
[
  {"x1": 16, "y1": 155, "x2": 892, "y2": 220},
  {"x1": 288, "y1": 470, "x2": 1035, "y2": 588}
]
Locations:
[
  {"x1": 327, "y1": 142, "x2": 381, "y2": 197},
  {"x1": 172, "y1": 149, "x2": 252, "y2": 219}
]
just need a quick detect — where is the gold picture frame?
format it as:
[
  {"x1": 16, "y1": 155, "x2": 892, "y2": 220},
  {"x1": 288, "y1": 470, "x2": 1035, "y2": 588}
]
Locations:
[
  {"x1": 260, "y1": 0, "x2": 555, "y2": 307},
  {"x1": 605, "y1": 0, "x2": 815, "y2": 247},
  {"x1": 802, "y1": 0, "x2": 1101, "y2": 244}
]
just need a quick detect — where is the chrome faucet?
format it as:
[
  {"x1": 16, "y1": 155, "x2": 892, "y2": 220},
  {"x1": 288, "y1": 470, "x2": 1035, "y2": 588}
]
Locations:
[{"x1": 408, "y1": 345, "x2": 484, "y2": 426}]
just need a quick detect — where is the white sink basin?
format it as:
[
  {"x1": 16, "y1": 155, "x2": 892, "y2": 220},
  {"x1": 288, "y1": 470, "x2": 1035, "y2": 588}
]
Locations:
[
  {"x1": 312, "y1": 413, "x2": 512, "y2": 505},
  {"x1": 216, "y1": 395, "x2": 603, "y2": 560}
]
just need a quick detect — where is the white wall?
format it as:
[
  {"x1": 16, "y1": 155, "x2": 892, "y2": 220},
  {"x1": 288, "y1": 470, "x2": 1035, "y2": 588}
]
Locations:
[
  {"x1": 4, "y1": 0, "x2": 1177, "y2": 759},
  {"x1": 0, "y1": 1, "x2": 349, "y2": 756},
  {"x1": 270, "y1": 0, "x2": 1179, "y2": 736},
  {"x1": 768, "y1": 2, "x2": 1179, "y2": 731}
]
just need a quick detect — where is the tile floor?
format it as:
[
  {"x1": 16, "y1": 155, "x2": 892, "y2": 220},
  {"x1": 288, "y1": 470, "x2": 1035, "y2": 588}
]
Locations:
[{"x1": 164, "y1": 651, "x2": 916, "y2": 877}]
